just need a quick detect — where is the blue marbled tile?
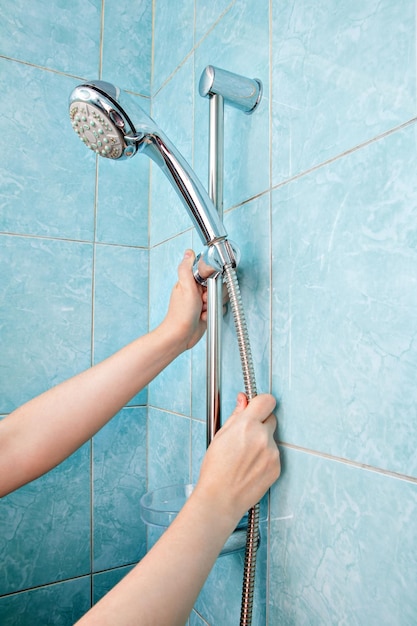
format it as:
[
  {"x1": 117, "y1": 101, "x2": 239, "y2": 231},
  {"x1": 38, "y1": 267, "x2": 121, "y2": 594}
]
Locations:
[
  {"x1": 0, "y1": 60, "x2": 96, "y2": 241},
  {"x1": 0, "y1": 235, "x2": 93, "y2": 413},
  {"x1": 102, "y1": 0, "x2": 152, "y2": 95},
  {"x1": 0, "y1": 444, "x2": 90, "y2": 595},
  {"x1": 194, "y1": 521, "x2": 268, "y2": 626},
  {"x1": 271, "y1": 0, "x2": 416, "y2": 184},
  {"x1": 152, "y1": 0, "x2": 194, "y2": 93},
  {"x1": 150, "y1": 57, "x2": 196, "y2": 247},
  {"x1": 190, "y1": 330, "x2": 207, "y2": 422},
  {"x1": 96, "y1": 154, "x2": 150, "y2": 248},
  {"x1": 190, "y1": 233, "x2": 212, "y2": 424},
  {"x1": 148, "y1": 233, "x2": 193, "y2": 415},
  {"x1": 146, "y1": 397, "x2": 190, "y2": 554},
  {"x1": 96, "y1": 93, "x2": 150, "y2": 248},
  {"x1": 191, "y1": 418, "x2": 206, "y2": 484},
  {"x1": 0, "y1": 0, "x2": 101, "y2": 76},
  {"x1": 195, "y1": 0, "x2": 235, "y2": 43},
  {"x1": 189, "y1": 231, "x2": 208, "y2": 423},
  {"x1": 93, "y1": 407, "x2": 147, "y2": 572},
  {"x1": 271, "y1": 123, "x2": 417, "y2": 477},
  {"x1": 147, "y1": 408, "x2": 191, "y2": 491},
  {"x1": 269, "y1": 447, "x2": 417, "y2": 625},
  {"x1": 0, "y1": 577, "x2": 91, "y2": 626},
  {"x1": 194, "y1": 0, "x2": 270, "y2": 209},
  {"x1": 93, "y1": 244, "x2": 148, "y2": 406},
  {"x1": 223, "y1": 194, "x2": 271, "y2": 407},
  {"x1": 92, "y1": 564, "x2": 135, "y2": 604}
]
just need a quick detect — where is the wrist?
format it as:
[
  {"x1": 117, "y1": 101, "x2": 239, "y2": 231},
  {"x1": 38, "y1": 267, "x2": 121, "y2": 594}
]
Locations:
[
  {"x1": 189, "y1": 483, "x2": 242, "y2": 538},
  {"x1": 152, "y1": 319, "x2": 188, "y2": 358}
]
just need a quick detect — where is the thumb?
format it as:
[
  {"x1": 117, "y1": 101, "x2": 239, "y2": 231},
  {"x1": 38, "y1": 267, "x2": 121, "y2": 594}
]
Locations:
[
  {"x1": 177, "y1": 249, "x2": 196, "y2": 285},
  {"x1": 244, "y1": 394, "x2": 277, "y2": 422},
  {"x1": 232, "y1": 392, "x2": 249, "y2": 415}
]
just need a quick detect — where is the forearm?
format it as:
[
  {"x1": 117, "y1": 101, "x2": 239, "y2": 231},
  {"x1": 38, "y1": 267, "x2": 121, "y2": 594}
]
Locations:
[
  {"x1": 75, "y1": 488, "x2": 237, "y2": 626},
  {"x1": 75, "y1": 394, "x2": 280, "y2": 626},
  {"x1": 0, "y1": 322, "x2": 184, "y2": 496}
]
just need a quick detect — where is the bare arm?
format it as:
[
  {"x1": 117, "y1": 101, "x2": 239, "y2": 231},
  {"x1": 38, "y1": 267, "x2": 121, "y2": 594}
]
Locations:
[
  {"x1": 0, "y1": 250, "x2": 206, "y2": 497},
  {"x1": 75, "y1": 393, "x2": 281, "y2": 626}
]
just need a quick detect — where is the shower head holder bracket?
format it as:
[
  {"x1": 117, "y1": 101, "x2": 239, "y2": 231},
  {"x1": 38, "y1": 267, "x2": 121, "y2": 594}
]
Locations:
[
  {"x1": 193, "y1": 239, "x2": 240, "y2": 286},
  {"x1": 199, "y1": 65, "x2": 262, "y2": 114}
]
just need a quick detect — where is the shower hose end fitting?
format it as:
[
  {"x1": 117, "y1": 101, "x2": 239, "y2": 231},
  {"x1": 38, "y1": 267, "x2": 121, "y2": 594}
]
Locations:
[{"x1": 193, "y1": 239, "x2": 240, "y2": 286}]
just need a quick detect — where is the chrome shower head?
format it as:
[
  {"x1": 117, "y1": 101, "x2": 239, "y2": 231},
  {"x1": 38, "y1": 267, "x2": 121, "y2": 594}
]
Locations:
[
  {"x1": 69, "y1": 81, "x2": 235, "y2": 268},
  {"x1": 69, "y1": 81, "x2": 152, "y2": 160}
]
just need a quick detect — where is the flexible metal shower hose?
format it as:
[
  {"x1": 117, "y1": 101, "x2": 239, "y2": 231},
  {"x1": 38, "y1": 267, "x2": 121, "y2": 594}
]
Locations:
[{"x1": 223, "y1": 264, "x2": 259, "y2": 626}]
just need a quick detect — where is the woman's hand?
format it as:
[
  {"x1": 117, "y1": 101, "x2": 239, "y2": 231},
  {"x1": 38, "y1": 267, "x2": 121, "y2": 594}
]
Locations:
[
  {"x1": 194, "y1": 392, "x2": 281, "y2": 527},
  {"x1": 160, "y1": 250, "x2": 208, "y2": 351}
]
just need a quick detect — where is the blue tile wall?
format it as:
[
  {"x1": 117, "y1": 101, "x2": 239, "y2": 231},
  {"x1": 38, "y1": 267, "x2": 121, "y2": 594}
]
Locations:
[
  {"x1": 194, "y1": 547, "x2": 266, "y2": 626},
  {"x1": 3, "y1": 0, "x2": 417, "y2": 624},
  {"x1": 0, "y1": 444, "x2": 90, "y2": 594},
  {"x1": 95, "y1": 103, "x2": 150, "y2": 248},
  {"x1": 195, "y1": 0, "x2": 235, "y2": 43},
  {"x1": 102, "y1": 0, "x2": 152, "y2": 96},
  {"x1": 271, "y1": 122, "x2": 417, "y2": 478},
  {"x1": 0, "y1": 235, "x2": 93, "y2": 413},
  {"x1": 148, "y1": 232, "x2": 193, "y2": 415},
  {"x1": 0, "y1": 61, "x2": 96, "y2": 241},
  {"x1": 152, "y1": 0, "x2": 195, "y2": 92},
  {"x1": 93, "y1": 407, "x2": 147, "y2": 572},
  {"x1": 0, "y1": 577, "x2": 91, "y2": 626},
  {"x1": 150, "y1": 57, "x2": 196, "y2": 246},
  {"x1": 0, "y1": 0, "x2": 101, "y2": 76},
  {"x1": 269, "y1": 447, "x2": 417, "y2": 625},
  {"x1": 147, "y1": 407, "x2": 191, "y2": 491},
  {"x1": 150, "y1": 0, "x2": 417, "y2": 624},
  {"x1": 93, "y1": 243, "x2": 149, "y2": 406},
  {"x1": 144, "y1": 404, "x2": 192, "y2": 561},
  {"x1": 271, "y1": 0, "x2": 416, "y2": 183},
  {"x1": 194, "y1": 0, "x2": 270, "y2": 209},
  {"x1": 191, "y1": 417, "x2": 206, "y2": 483},
  {"x1": 0, "y1": 0, "x2": 152, "y2": 622},
  {"x1": 92, "y1": 564, "x2": 135, "y2": 604},
  {"x1": 222, "y1": 194, "x2": 271, "y2": 411}
]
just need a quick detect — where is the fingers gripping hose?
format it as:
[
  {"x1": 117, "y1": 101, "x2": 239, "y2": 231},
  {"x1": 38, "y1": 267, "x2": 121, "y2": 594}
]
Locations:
[{"x1": 223, "y1": 264, "x2": 259, "y2": 626}]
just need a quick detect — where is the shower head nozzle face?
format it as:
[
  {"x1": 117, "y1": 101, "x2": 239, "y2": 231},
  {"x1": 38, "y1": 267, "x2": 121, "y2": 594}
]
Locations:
[
  {"x1": 69, "y1": 84, "x2": 138, "y2": 159},
  {"x1": 69, "y1": 101, "x2": 126, "y2": 159}
]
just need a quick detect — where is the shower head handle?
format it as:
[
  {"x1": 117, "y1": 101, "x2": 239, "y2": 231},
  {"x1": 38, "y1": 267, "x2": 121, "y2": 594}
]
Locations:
[{"x1": 131, "y1": 130, "x2": 228, "y2": 247}]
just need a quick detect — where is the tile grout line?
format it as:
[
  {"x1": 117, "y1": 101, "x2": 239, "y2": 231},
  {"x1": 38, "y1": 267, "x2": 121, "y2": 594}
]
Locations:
[{"x1": 280, "y1": 441, "x2": 417, "y2": 484}]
